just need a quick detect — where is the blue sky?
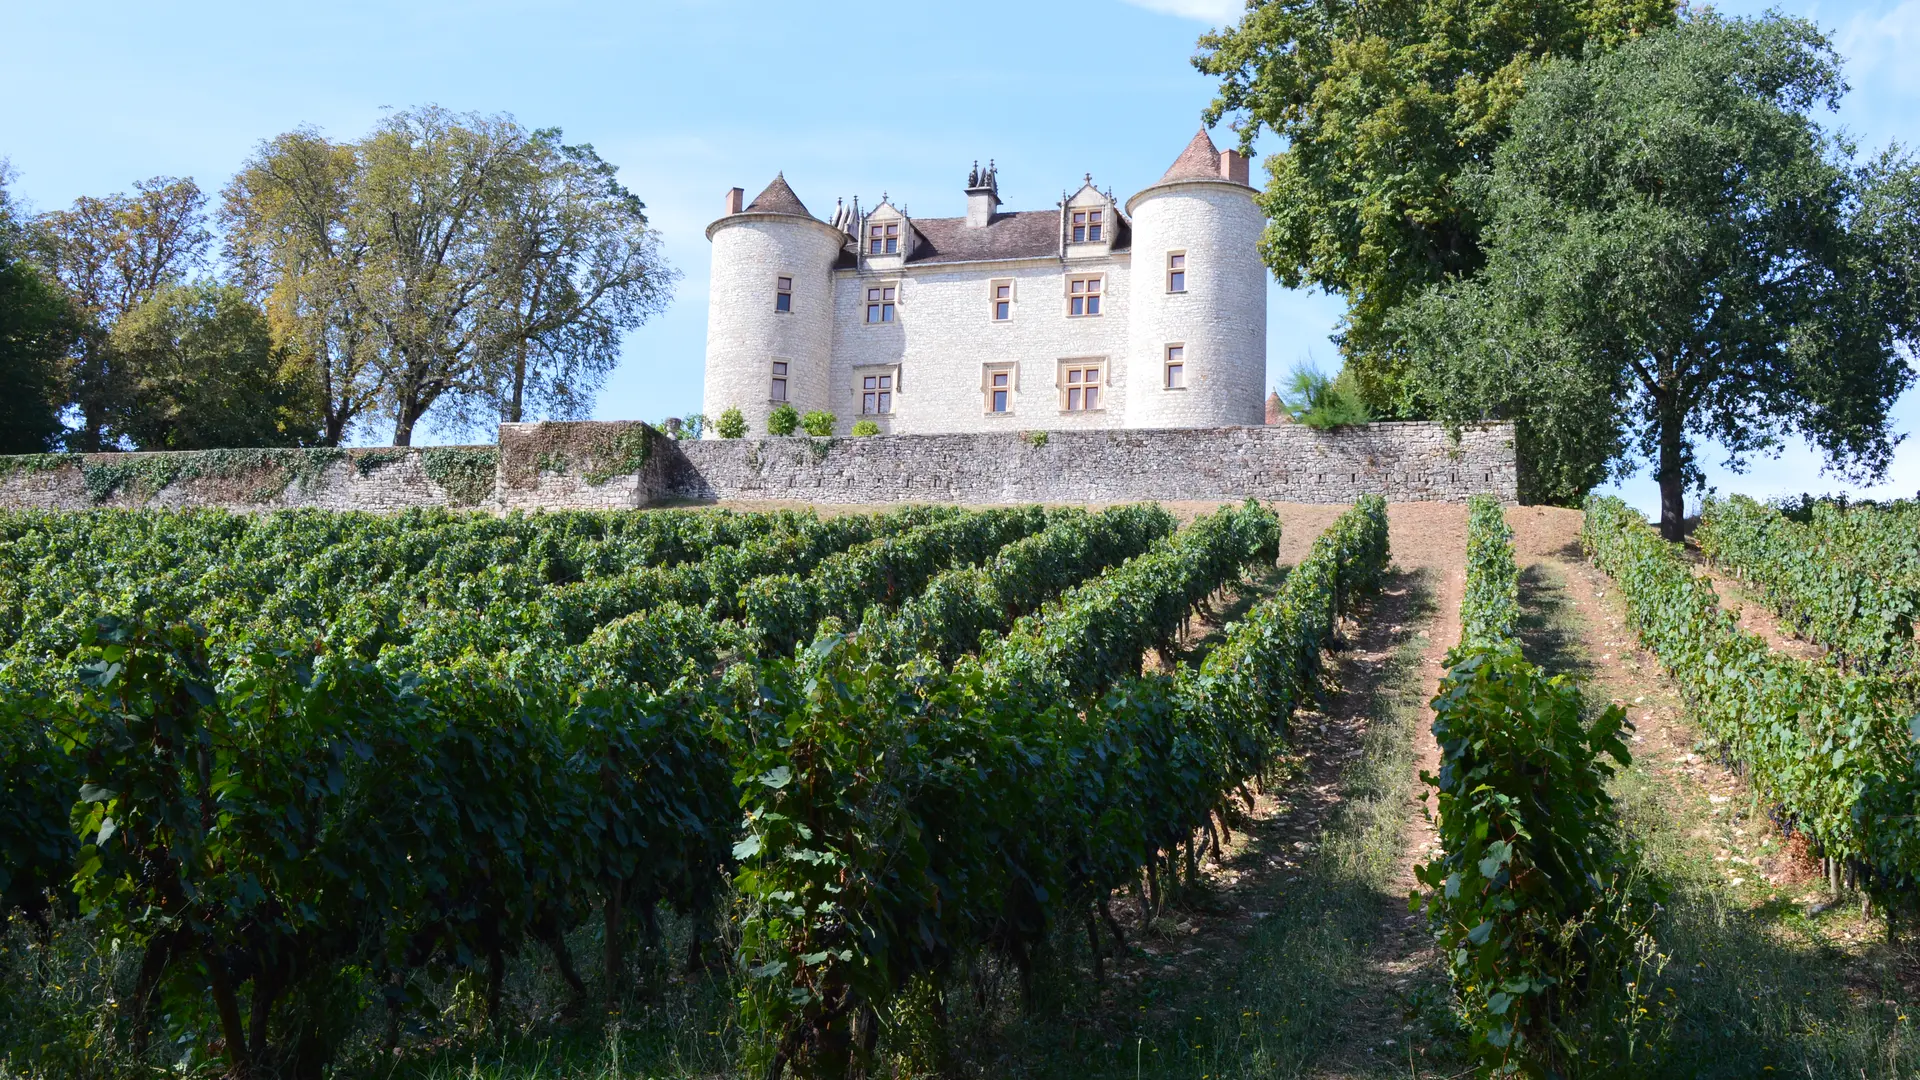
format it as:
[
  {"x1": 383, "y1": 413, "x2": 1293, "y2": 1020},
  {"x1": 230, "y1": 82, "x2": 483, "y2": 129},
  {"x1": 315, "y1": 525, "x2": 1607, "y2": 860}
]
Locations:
[{"x1": 2, "y1": 0, "x2": 1916, "y2": 513}]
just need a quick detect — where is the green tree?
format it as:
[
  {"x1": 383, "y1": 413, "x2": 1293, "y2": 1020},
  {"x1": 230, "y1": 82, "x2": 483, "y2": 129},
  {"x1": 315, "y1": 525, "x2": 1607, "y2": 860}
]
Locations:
[
  {"x1": 1196, "y1": 0, "x2": 1674, "y2": 415},
  {"x1": 221, "y1": 130, "x2": 380, "y2": 446},
  {"x1": 225, "y1": 107, "x2": 675, "y2": 446},
  {"x1": 766, "y1": 402, "x2": 799, "y2": 436},
  {"x1": 800, "y1": 410, "x2": 835, "y2": 437},
  {"x1": 29, "y1": 176, "x2": 210, "y2": 449},
  {"x1": 479, "y1": 132, "x2": 677, "y2": 425},
  {"x1": 0, "y1": 164, "x2": 82, "y2": 453},
  {"x1": 1278, "y1": 364, "x2": 1370, "y2": 429},
  {"x1": 1395, "y1": 13, "x2": 1919, "y2": 534},
  {"x1": 716, "y1": 407, "x2": 747, "y2": 440},
  {"x1": 105, "y1": 282, "x2": 321, "y2": 450}
]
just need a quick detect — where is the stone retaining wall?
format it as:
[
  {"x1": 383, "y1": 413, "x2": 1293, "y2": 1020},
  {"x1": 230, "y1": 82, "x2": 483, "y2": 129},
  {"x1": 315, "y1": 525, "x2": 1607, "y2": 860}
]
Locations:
[
  {"x1": 658, "y1": 422, "x2": 1513, "y2": 504},
  {"x1": 0, "y1": 420, "x2": 1515, "y2": 512}
]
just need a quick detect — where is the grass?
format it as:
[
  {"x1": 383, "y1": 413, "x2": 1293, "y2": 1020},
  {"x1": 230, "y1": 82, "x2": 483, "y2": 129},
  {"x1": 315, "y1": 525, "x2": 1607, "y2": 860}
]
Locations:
[{"x1": 1516, "y1": 557, "x2": 1920, "y2": 1080}]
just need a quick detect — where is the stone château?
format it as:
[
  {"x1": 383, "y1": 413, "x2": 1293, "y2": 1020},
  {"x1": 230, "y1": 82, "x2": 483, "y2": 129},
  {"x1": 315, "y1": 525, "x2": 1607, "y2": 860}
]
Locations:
[{"x1": 701, "y1": 129, "x2": 1267, "y2": 437}]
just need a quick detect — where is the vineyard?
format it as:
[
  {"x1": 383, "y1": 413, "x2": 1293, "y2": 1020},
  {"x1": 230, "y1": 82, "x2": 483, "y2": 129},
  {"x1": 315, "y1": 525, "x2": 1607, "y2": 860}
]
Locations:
[
  {"x1": 2, "y1": 494, "x2": 1918, "y2": 1079},
  {"x1": 0, "y1": 498, "x2": 1402, "y2": 1079}
]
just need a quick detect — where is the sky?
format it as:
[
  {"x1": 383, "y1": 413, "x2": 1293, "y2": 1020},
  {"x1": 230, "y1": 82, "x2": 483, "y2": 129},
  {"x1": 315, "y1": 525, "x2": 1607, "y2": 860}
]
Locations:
[{"x1": 2, "y1": 0, "x2": 1917, "y2": 514}]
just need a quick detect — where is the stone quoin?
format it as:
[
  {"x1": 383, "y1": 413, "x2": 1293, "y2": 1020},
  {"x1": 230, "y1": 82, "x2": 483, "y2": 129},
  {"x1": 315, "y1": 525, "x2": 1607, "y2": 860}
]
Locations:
[{"x1": 701, "y1": 130, "x2": 1266, "y2": 437}]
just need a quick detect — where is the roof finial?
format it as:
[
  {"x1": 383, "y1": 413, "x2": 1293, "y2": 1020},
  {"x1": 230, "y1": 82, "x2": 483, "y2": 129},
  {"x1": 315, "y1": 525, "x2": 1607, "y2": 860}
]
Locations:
[
  {"x1": 1084, "y1": 172, "x2": 1092, "y2": 186},
  {"x1": 969, "y1": 160, "x2": 979, "y2": 187}
]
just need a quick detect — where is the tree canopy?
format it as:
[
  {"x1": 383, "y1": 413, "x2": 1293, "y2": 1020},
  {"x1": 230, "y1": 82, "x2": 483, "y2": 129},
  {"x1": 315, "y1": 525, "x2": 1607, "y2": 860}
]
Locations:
[
  {"x1": 223, "y1": 106, "x2": 675, "y2": 446},
  {"x1": 1393, "y1": 13, "x2": 1919, "y2": 534},
  {"x1": 0, "y1": 165, "x2": 82, "y2": 454},
  {"x1": 1195, "y1": 0, "x2": 1675, "y2": 415},
  {"x1": 105, "y1": 282, "x2": 321, "y2": 450},
  {"x1": 29, "y1": 176, "x2": 210, "y2": 450}
]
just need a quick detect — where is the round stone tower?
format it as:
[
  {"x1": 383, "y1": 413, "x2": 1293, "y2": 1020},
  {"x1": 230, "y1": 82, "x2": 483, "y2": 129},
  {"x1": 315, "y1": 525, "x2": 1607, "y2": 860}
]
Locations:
[
  {"x1": 1123, "y1": 130, "x2": 1266, "y2": 429},
  {"x1": 701, "y1": 174, "x2": 845, "y2": 436}
]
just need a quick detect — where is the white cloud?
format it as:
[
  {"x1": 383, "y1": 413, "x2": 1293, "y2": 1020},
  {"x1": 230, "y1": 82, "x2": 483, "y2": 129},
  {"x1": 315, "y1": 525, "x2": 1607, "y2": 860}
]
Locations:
[
  {"x1": 1116, "y1": 0, "x2": 1243, "y2": 24},
  {"x1": 1839, "y1": 0, "x2": 1920, "y2": 95}
]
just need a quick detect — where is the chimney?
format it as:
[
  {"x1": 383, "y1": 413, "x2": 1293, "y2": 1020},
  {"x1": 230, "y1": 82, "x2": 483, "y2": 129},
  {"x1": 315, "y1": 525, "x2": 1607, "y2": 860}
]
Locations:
[
  {"x1": 964, "y1": 159, "x2": 1000, "y2": 228},
  {"x1": 725, "y1": 187, "x2": 744, "y2": 214},
  {"x1": 1220, "y1": 150, "x2": 1248, "y2": 185}
]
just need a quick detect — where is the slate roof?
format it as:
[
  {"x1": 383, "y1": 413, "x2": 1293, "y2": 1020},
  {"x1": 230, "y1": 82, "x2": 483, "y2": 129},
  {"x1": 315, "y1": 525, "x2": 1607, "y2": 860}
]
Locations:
[
  {"x1": 832, "y1": 209, "x2": 1124, "y2": 267},
  {"x1": 1156, "y1": 128, "x2": 1224, "y2": 184},
  {"x1": 745, "y1": 173, "x2": 816, "y2": 219}
]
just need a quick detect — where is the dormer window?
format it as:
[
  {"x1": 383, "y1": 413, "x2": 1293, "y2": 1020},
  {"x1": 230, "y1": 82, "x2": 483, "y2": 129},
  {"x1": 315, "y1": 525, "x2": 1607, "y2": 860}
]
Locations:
[
  {"x1": 1068, "y1": 275, "x2": 1103, "y2": 317},
  {"x1": 1071, "y1": 210, "x2": 1104, "y2": 243},
  {"x1": 775, "y1": 276, "x2": 793, "y2": 312},
  {"x1": 868, "y1": 222, "x2": 900, "y2": 255},
  {"x1": 866, "y1": 285, "x2": 897, "y2": 323}
]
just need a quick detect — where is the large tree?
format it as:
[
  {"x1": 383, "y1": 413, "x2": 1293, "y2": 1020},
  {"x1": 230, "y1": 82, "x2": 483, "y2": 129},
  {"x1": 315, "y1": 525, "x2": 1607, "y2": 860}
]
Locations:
[
  {"x1": 105, "y1": 282, "x2": 321, "y2": 450},
  {"x1": 225, "y1": 107, "x2": 675, "y2": 446},
  {"x1": 0, "y1": 164, "x2": 82, "y2": 453},
  {"x1": 222, "y1": 131, "x2": 378, "y2": 446},
  {"x1": 1395, "y1": 13, "x2": 1919, "y2": 536},
  {"x1": 1195, "y1": 0, "x2": 1675, "y2": 415},
  {"x1": 477, "y1": 132, "x2": 675, "y2": 426},
  {"x1": 29, "y1": 176, "x2": 210, "y2": 449}
]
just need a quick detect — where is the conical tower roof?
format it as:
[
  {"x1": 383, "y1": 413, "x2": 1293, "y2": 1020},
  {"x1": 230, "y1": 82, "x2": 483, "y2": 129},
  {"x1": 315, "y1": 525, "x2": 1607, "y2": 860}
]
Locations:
[
  {"x1": 1156, "y1": 128, "x2": 1225, "y2": 184},
  {"x1": 744, "y1": 173, "x2": 816, "y2": 219}
]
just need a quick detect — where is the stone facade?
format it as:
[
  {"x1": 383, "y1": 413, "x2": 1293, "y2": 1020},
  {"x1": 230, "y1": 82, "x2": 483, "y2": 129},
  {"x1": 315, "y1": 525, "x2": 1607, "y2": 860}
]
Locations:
[
  {"x1": 830, "y1": 256, "x2": 1135, "y2": 435},
  {"x1": 702, "y1": 131, "x2": 1270, "y2": 437},
  {"x1": 1124, "y1": 181, "x2": 1267, "y2": 428},
  {"x1": 700, "y1": 212, "x2": 847, "y2": 436},
  {"x1": 0, "y1": 422, "x2": 1515, "y2": 513}
]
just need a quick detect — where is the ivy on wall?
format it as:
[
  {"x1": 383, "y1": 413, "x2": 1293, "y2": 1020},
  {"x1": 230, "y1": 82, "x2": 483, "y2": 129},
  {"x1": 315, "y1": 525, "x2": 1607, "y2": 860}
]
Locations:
[
  {"x1": 0, "y1": 448, "x2": 353, "y2": 504},
  {"x1": 420, "y1": 448, "x2": 499, "y2": 508},
  {"x1": 497, "y1": 421, "x2": 654, "y2": 491}
]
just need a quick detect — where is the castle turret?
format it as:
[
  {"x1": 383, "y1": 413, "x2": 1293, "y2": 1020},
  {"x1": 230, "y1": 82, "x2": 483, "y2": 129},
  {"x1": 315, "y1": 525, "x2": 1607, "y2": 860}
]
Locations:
[
  {"x1": 702, "y1": 174, "x2": 845, "y2": 436},
  {"x1": 1123, "y1": 130, "x2": 1266, "y2": 429}
]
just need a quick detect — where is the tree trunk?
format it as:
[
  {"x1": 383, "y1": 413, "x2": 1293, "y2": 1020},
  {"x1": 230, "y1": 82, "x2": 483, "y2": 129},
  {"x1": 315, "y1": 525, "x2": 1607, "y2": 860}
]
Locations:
[
  {"x1": 205, "y1": 952, "x2": 252, "y2": 1079},
  {"x1": 508, "y1": 340, "x2": 527, "y2": 424},
  {"x1": 1656, "y1": 396, "x2": 1687, "y2": 541},
  {"x1": 391, "y1": 404, "x2": 420, "y2": 447},
  {"x1": 603, "y1": 887, "x2": 625, "y2": 998}
]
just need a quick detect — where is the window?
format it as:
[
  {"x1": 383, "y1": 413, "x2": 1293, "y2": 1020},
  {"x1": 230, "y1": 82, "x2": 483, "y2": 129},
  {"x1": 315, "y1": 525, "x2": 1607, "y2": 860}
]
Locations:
[
  {"x1": 1167, "y1": 253, "x2": 1186, "y2": 293},
  {"x1": 1164, "y1": 345, "x2": 1185, "y2": 389},
  {"x1": 991, "y1": 280, "x2": 1013, "y2": 321},
  {"x1": 771, "y1": 361, "x2": 789, "y2": 402},
  {"x1": 775, "y1": 275, "x2": 793, "y2": 312},
  {"x1": 1061, "y1": 363, "x2": 1103, "y2": 412},
  {"x1": 868, "y1": 221, "x2": 900, "y2": 255},
  {"x1": 861, "y1": 373, "x2": 894, "y2": 414},
  {"x1": 1068, "y1": 276, "x2": 1102, "y2": 317},
  {"x1": 865, "y1": 285, "x2": 896, "y2": 324},
  {"x1": 1071, "y1": 209, "x2": 1104, "y2": 243},
  {"x1": 983, "y1": 364, "x2": 1015, "y2": 413}
]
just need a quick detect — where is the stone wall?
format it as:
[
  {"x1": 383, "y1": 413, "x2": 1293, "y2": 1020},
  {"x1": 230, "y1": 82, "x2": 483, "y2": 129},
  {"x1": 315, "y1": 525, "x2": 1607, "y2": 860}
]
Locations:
[
  {"x1": 0, "y1": 447, "x2": 499, "y2": 513},
  {"x1": 0, "y1": 420, "x2": 1516, "y2": 513},
  {"x1": 658, "y1": 422, "x2": 1515, "y2": 505}
]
